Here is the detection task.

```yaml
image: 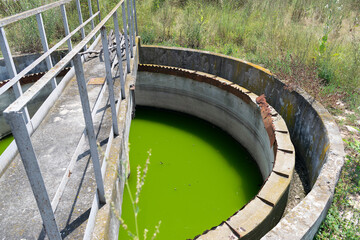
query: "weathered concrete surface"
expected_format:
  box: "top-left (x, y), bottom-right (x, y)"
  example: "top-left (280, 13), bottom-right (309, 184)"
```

top-left (0, 40), bottom-right (135, 239)
top-left (91, 38), bottom-right (139, 240)
top-left (136, 65), bottom-right (275, 179)
top-left (139, 44), bottom-right (345, 239)
top-left (0, 40), bottom-right (343, 239)
top-left (136, 65), bottom-right (295, 239)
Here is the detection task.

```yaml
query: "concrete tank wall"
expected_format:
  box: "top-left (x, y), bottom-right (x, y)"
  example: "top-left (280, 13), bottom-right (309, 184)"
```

top-left (139, 44), bottom-right (345, 239)
top-left (135, 64), bottom-right (295, 239)
top-left (136, 70), bottom-right (274, 179)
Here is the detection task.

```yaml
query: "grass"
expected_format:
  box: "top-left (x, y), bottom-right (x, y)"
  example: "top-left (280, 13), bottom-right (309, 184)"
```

top-left (0, 0), bottom-right (115, 54)
top-left (1, 0), bottom-right (358, 107)
top-left (0, 0), bottom-right (66, 53)
top-left (315, 139), bottom-right (360, 239)
top-left (135, 0), bottom-right (360, 111)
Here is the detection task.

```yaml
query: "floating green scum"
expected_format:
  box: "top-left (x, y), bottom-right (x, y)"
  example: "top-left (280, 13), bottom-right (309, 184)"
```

top-left (119, 107), bottom-right (262, 240)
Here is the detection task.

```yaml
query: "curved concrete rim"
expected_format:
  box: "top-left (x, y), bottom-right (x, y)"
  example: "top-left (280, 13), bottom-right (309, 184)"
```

top-left (138, 43), bottom-right (345, 239)
top-left (136, 64), bottom-right (295, 239)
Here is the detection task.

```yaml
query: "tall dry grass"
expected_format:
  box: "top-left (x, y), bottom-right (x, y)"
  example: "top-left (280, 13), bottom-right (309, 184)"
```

top-left (0, 0), bottom-right (102, 53)
top-left (1, 0), bottom-right (358, 107)
top-left (136, 0), bottom-right (360, 109)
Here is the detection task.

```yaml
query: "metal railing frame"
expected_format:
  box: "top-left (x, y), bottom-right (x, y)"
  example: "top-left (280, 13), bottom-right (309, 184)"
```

top-left (0, 0), bottom-right (101, 176)
top-left (1, 0), bottom-right (138, 238)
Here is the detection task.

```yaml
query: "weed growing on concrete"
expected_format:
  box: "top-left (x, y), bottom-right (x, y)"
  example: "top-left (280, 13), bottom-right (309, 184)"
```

top-left (113, 149), bottom-right (161, 240)
top-left (96, 141), bottom-right (160, 239)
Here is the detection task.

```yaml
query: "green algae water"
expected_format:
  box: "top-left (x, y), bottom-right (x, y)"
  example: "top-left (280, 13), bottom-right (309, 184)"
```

top-left (119, 107), bottom-right (263, 240)
top-left (0, 135), bottom-right (13, 155)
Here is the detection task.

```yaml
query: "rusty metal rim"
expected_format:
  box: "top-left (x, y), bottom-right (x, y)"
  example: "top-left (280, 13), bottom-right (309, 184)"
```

top-left (0, 67), bottom-right (70, 88)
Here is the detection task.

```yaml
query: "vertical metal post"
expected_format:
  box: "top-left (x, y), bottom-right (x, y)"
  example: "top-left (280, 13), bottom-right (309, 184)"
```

top-left (73, 54), bottom-right (105, 204)
top-left (130, 0), bottom-right (136, 45)
top-left (133, 0), bottom-right (138, 36)
top-left (100, 26), bottom-right (119, 135)
top-left (60, 4), bottom-right (73, 52)
top-left (0, 27), bottom-right (30, 124)
top-left (36, 13), bottom-right (57, 89)
top-left (96, 0), bottom-right (101, 22)
top-left (3, 111), bottom-right (61, 240)
top-left (113, 11), bottom-right (126, 99)
top-left (126, 0), bottom-right (133, 58)
top-left (60, 4), bottom-right (73, 67)
top-left (87, 0), bottom-right (96, 42)
top-left (122, 3), bottom-right (131, 73)
top-left (76, 0), bottom-right (87, 51)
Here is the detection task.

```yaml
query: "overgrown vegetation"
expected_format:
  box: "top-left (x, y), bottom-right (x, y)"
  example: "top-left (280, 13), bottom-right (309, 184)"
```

top-left (2, 0), bottom-right (359, 108)
top-left (134, 0), bottom-right (360, 110)
top-left (0, 0), bottom-right (109, 53)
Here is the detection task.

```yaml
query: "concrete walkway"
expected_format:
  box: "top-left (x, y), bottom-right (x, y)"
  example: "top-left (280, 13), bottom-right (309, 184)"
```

top-left (0, 44), bottom-right (119, 239)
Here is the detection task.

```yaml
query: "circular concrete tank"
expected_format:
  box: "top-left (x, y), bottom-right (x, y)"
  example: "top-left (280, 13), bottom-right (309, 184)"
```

top-left (138, 44), bottom-right (345, 239)
top-left (136, 64), bottom-right (295, 239)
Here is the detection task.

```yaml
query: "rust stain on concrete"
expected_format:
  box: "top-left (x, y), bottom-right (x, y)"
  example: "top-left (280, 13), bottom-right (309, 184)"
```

top-left (256, 94), bottom-right (276, 148)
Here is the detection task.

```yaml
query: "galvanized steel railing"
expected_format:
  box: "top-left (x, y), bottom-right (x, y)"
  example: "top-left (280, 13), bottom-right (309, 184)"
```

top-left (1, 0), bottom-right (138, 238)
top-left (0, 0), bottom-right (101, 176)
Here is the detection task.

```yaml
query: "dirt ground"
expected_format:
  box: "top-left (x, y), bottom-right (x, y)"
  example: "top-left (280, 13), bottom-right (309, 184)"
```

top-left (284, 101), bottom-right (360, 218)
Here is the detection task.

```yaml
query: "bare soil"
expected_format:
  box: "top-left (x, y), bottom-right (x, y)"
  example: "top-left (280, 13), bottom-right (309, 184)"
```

top-left (284, 103), bottom-right (360, 218)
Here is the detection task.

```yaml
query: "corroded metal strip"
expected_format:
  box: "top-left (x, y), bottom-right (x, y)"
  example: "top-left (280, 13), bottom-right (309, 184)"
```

top-left (0, 68), bottom-right (70, 88)
top-left (256, 94), bottom-right (276, 148)
top-left (138, 63), bottom-right (276, 149)
top-left (138, 63), bottom-right (252, 104)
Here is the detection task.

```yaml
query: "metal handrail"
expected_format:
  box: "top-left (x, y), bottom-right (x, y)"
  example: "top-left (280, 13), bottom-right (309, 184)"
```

top-left (0, 11), bottom-right (99, 96)
top-left (0, 0), bottom-right (101, 175)
top-left (5, 0), bottom-right (127, 113)
top-left (0, 0), bottom-right (73, 27)
top-left (2, 0), bottom-right (138, 238)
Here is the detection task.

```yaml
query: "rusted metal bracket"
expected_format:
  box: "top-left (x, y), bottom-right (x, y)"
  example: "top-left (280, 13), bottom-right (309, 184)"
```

top-left (79, 29), bottom-right (128, 64)
top-left (130, 84), bottom-right (136, 119)
top-left (256, 94), bottom-right (276, 148)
